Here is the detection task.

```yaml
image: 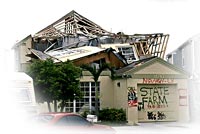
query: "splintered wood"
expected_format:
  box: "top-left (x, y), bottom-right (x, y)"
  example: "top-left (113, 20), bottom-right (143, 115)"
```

top-left (130, 34), bottom-right (169, 59)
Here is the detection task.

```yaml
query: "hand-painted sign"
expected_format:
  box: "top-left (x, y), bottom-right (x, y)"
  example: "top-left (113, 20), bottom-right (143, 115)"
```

top-left (139, 86), bottom-right (169, 109)
top-left (147, 111), bottom-right (166, 120)
top-left (138, 84), bottom-right (178, 122)
top-left (128, 87), bottom-right (137, 107)
top-left (143, 78), bottom-right (174, 84)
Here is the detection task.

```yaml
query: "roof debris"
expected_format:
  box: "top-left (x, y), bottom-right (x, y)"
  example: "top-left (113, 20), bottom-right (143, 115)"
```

top-left (15, 10), bottom-right (170, 70)
top-left (34, 10), bottom-right (113, 38)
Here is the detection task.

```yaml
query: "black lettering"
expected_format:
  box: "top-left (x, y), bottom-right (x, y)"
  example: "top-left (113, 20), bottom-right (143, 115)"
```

top-left (142, 97), bottom-right (148, 107)
top-left (164, 87), bottom-right (169, 95)
top-left (159, 95), bottom-right (168, 105)
top-left (157, 87), bottom-right (163, 95)
top-left (149, 87), bottom-right (153, 95)
top-left (153, 96), bottom-right (159, 105)
top-left (148, 97), bottom-right (153, 106)
top-left (153, 87), bottom-right (159, 96)
top-left (140, 87), bottom-right (148, 96)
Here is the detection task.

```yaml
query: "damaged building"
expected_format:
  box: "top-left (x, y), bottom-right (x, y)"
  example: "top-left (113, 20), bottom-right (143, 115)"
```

top-left (13, 10), bottom-right (169, 71)
top-left (13, 10), bottom-right (189, 124)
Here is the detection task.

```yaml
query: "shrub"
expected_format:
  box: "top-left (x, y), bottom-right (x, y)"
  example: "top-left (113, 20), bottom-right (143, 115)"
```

top-left (99, 108), bottom-right (126, 122)
top-left (79, 104), bottom-right (95, 118)
top-left (80, 110), bottom-right (90, 118)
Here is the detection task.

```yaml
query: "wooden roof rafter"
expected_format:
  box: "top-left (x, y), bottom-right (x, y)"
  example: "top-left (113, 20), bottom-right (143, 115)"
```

top-left (130, 33), bottom-right (169, 59)
top-left (34, 10), bottom-right (113, 39)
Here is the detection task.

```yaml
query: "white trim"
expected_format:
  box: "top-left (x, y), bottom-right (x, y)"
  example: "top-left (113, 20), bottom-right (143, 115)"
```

top-left (73, 98), bottom-right (76, 113)
top-left (89, 82), bottom-right (92, 113)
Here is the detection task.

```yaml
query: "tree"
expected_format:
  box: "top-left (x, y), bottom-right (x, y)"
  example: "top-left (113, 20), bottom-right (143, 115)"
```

top-left (27, 59), bottom-right (82, 112)
top-left (28, 59), bottom-right (57, 112)
top-left (81, 63), bottom-right (112, 116)
top-left (56, 61), bottom-right (82, 112)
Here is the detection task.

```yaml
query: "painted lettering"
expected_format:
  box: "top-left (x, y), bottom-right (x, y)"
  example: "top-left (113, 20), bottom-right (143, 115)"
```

top-left (142, 97), bottom-right (148, 104)
top-left (143, 78), bottom-right (174, 84)
top-left (159, 95), bottom-right (167, 105)
top-left (147, 111), bottom-right (166, 120)
top-left (140, 86), bottom-right (169, 109)
top-left (164, 87), bottom-right (169, 95)
top-left (140, 87), bottom-right (148, 96)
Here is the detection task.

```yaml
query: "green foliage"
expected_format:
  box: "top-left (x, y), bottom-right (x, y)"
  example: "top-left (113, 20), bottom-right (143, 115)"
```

top-left (81, 63), bottom-right (112, 82)
top-left (27, 59), bottom-right (82, 111)
top-left (80, 63), bottom-right (113, 116)
top-left (79, 104), bottom-right (95, 118)
top-left (27, 59), bottom-right (57, 103)
top-left (56, 61), bottom-right (82, 101)
top-left (80, 110), bottom-right (90, 118)
top-left (99, 108), bottom-right (126, 122)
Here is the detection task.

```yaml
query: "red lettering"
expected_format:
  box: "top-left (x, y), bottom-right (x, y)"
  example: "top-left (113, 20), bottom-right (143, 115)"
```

top-left (143, 78), bottom-right (148, 83)
top-left (143, 78), bottom-right (174, 84)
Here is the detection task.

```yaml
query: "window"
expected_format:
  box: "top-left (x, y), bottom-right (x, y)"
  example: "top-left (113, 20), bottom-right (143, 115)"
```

top-left (64, 82), bottom-right (100, 112)
top-left (118, 47), bottom-right (136, 63)
top-left (118, 47), bottom-right (134, 55)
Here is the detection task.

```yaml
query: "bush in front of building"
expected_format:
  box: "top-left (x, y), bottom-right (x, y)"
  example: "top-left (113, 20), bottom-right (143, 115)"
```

top-left (99, 108), bottom-right (126, 122)
top-left (79, 104), bottom-right (96, 118)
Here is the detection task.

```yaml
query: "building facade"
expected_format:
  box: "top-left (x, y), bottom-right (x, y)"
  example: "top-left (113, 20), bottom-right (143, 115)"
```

top-left (37, 57), bottom-right (190, 124)
top-left (12, 35), bottom-right (32, 72)
top-left (115, 57), bottom-right (189, 124)
top-left (166, 34), bottom-right (200, 122)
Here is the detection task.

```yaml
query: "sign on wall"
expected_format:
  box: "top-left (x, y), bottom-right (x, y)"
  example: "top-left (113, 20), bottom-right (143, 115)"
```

top-left (128, 87), bottom-right (138, 107)
top-left (137, 84), bottom-right (178, 122)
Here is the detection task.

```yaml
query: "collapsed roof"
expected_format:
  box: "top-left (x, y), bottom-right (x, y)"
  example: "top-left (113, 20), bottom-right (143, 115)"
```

top-left (21, 10), bottom-right (170, 69)
top-left (28, 46), bottom-right (126, 68)
top-left (34, 10), bottom-right (114, 39)
top-left (130, 33), bottom-right (169, 59)
top-left (46, 46), bottom-right (105, 62)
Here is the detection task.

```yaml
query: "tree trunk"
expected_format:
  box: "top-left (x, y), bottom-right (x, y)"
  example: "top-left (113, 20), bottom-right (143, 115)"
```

top-left (95, 81), bottom-right (99, 116)
top-left (60, 100), bottom-right (65, 112)
top-left (47, 101), bottom-right (52, 112)
top-left (54, 100), bottom-right (57, 112)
